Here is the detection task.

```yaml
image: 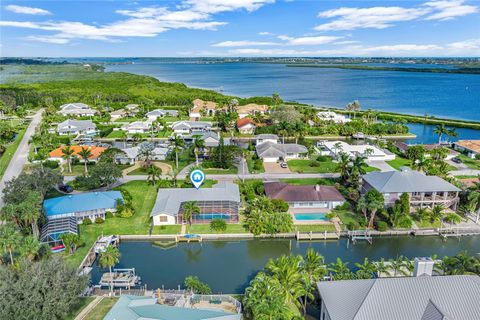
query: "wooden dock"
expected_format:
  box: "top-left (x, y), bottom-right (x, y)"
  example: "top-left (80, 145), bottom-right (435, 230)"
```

top-left (175, 235), bottom-right (202, 243)
top-left (100, 268), bottom-right (141, 289)
top-left (348, 230), bottom-right (372, 244)
top-left (296, 231), bottom-right (339, 241)
top-left (439, 227), bottom-right (480, 239)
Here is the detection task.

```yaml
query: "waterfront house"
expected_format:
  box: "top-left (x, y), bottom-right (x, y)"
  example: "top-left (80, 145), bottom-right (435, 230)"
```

top-left (43, 191), bottom-right (123, 224)
top-left (150, 182), bottom-right (240, 225)
top-left (454, 139), bottom-right (480, 158)
top-left (115, 146), bottom-right (169, 165)
top-left (361, 168), bottom-right (460, 210)
top-left (316, 111), bottom-right (350, 123)
top-left (121, 120), bottom-right (153, 134)
top-left (146, 109), bottom-right (179, 120)
top-left (57, 119), bottom-right (96, 136)
top-left (235, 103), bottom-right (269, 119)
top-left (317, 275), bottom-right (480, 320)
top-left (256, 140), bottom-right (308, 163)
top-left (48, 145), bottom-right (106, 163)
top-left (190, 99), bottom-right (221, 119)
top-left (395, 142), bottom-right (459, 160)
top-left (58, 103), bottom-right (97, 117)
top-left (264, 181), bottom-right (345, 211)
top-left (255, 134), bottom-right (279, 145)
top-left (236, 118), bottom-right (257, 134)
top-left (105, 295), bottom-right (241, 320)
top-left (171, 120), bottom-right (213, 136)
top-left (319, 140), bottom-right (395, 161)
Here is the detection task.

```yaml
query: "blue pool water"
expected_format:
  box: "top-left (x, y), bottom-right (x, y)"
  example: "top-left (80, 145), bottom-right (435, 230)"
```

top-left (194, 213), bottom-right (230, 220)
top-left (294, 213), bottom-right (329, 221)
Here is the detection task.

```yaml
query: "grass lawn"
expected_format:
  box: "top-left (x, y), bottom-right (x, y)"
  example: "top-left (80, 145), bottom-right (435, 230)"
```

top-left (386, 157), bottom-right (411, 170)
top-left (0, 127), bottom-right (27, 179)
top-left (294, 224), bottom-right (337, 233)
top-left (63, 181), bottom-right (158, 267)
top-left (457, 154), bottom-right (480, 170)
top-left (65, 297), bottom-right (95, 320)
top-left (84, 298), bottom-right (118, 320)
top-left (151, 225), bottom-right (182, 235)
top-left (280, 178), bottom-right (338, 185)
top-left (61, 163), bottom-right (93, 176)
top-left (364, 165), bottom-right (380, 172)
top-left (287, 158), bottom-right (339, 173)
top-left (186, 223), bottom-right (249, 234)
top-left (415, 219), bottom-right (442, 228)
top-left (201, 166), bottom-right (238, 174)
top-left (336, 210), bottom-right (362, 229)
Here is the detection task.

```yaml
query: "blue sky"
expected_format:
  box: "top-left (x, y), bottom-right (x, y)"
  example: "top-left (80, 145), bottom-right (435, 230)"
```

top-left (1, 0), bottom-right (479, 57)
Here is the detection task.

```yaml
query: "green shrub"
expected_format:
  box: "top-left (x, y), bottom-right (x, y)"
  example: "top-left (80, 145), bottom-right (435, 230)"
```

top-left (271, 199), bottom-right (289, 212)
top-left (105, 211), bottom-right (114, 219)
top-left (475, 154), bottom-right (480, 160)
top-left (377, 221), bottom-right (388, 232)
top-left (346, 221), bottom-right (359, 230)
top-left (309, 161), bottom-right (320, 167)
top-left (43, 160), bottom-right (59, 169)
top-left (398, 215), bottom-right (414, 228)
top-left (335, 202), bottom-right (350, 210)
top-left (316, 155), bottom-right (330, 162)
top-left (95, 217), bottom-right (104, 224)
top-left (82, 218), bottom-right (92, 225)
top-left (210, 219), bottom-right (227, 232)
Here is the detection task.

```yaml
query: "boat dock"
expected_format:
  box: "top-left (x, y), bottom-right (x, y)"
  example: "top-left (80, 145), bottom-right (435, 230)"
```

top-left (439, 227), bottom-right (480, 239)
top-left (348, 230), bottom-right (373, 244)
top-left (175, 234), bottom-right (202, 243)
top-left (296, 231), bottom-right (340, 241)
top-left (100, 268), bottom-right (141, 289)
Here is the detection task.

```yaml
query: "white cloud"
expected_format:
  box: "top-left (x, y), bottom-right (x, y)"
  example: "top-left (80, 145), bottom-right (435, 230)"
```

top-left (315, 0), bottom-right (478, 31)
top-left (1, 0), bottom-right (274, 44)
top-left (212, 40), bottom-right (280, 47)
top-left (279, 35), bottom-right (342, 45)
top-left (259, 31), bottom-right (274, 36)
top-left (448, 38), bottom-right (480, 49)
top-left (5, 5), bottom-right (51, 15)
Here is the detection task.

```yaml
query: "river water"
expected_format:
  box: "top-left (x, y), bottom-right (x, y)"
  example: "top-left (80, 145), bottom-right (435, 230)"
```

top-left (91, 237), bottom-right (480, 293)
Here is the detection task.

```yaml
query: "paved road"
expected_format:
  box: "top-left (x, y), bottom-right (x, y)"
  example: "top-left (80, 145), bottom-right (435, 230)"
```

top-left (0, 109), bottom-right (43, 207)
top-left (449, 169), bottom-right (480, 177)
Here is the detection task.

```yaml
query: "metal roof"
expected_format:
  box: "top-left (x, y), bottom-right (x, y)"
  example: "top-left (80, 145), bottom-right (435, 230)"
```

top-left (362, 170), bottom-right (460, 193)
top-left (317, 275), bottom-right (480, 320)
top-left (43, 191), bottom-right (123, 216)
top-left (255, 134), bottom-right (278, 140)
top-left (146, 109), bottom-right (178, 117)
top-left (57, 119), bottom-right (96, 132)
top-left (151, 182), bottom-right (240, 217)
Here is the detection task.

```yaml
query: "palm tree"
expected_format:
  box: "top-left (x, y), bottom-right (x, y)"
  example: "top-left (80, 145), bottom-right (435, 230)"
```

top-left (351, 155), bottom-right (367, 176)
top-left (78, 147), bottom-right (92, 175)
top-left (172, 135), bottom-right (185, 168)
top-left (61, 145), bottom-right (74, 173)
top-left (333, 142), bottom-right (343, 158)
top-left (147, 165), bottom-right (162, 186)
top-left (118, 130), bottom-right (128, 148)
top-left (412, 155), bottom-right (429, 173)
top-left (20, 236), bottom-right (41, 261)
top-left (20, 192), bottom-right (42, 239)
top-left (347, 100), bottom-right (360, 119)
top-left (292, 122), bottom-right (306, 144)
top-left (99, 245), bottom-right (120, 294)
top-left (433, 124), bottom-right (449, 144)
top-left (0, 224), bottom-right (21, 265)
top-left (328, 258), bottom-right (354, 280)
top-left (430, 204), bottom-right (445, 223)
top-left (388, 256), bottom-right (409, 277)
top-left (337, 152), bottom-right (350, 181)
top-left (356, 196), bottom-right (369, 225)
top-left (193, 135), bottom-right (205, 166)
top-left (132, 133), bottom-right (142, 146)
top-left (277, 121), bottom-right (290, 144)
top-left (182, 201), bottom-right (200, 226)
top-left (467, 191), bottom-right (480, 223)
top-left (355, 258), bottom-right (377, 279)
top-left (374, 258), bottom-right (389, 277)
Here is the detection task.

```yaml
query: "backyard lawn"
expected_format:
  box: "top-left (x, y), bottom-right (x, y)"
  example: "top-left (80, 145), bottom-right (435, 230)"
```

top-left (84, 298), bottom-right (118, 320)
top-left (151, 225), bottom-right (182, 234)
top-left (386, 157), bottom-right (411, 170)
top-left (415, 219), bottom-right (442, 228)
top-left (336, 210), bottom-right (362, 230)
top-left (294, 224), bottom-right (337, 233)
top-left (287, 158), bottom-right (339, 173)
top-left (65, 297), bottom-right (95, 320)
top-left (186, 223), bottom-right (249, 234)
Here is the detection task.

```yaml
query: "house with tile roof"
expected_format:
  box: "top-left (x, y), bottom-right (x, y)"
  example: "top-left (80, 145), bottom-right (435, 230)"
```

top-left (48, 145), bottom-right (107, 163)
top-left (236, 118), bottom-right (256, 134)
top-left (454, 139), bottom-right (480, 158)
top-left (190, 99), bottom-right (221, 119)
top-left (235, 103), bottom-right (269, 119)
top-left (317, 275), bottom-right (480, 320)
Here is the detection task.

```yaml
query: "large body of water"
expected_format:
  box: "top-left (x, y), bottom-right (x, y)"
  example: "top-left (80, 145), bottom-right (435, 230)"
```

top-left (105, 61), bottom-right (480, 121)
top-left (91, 237), bottom-right (480, 294)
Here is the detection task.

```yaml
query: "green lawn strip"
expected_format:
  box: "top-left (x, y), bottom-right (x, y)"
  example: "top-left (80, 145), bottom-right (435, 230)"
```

top-left (279, 178), bottom-right (338, 185)
top-left (202, 166), bottom-right (238, 174)
top-left (287, 158), bottom-right (339, 173)
top-left (386, 157), bottom-right (411, 170)
top-left (151, 225), bottom-right (182, 235)
top-left (186, 223), bottom-right (249, 234)
top-left (84, 298), bottom-right (118, 320)
top-left (364, 165), bottom-right (380, 172)
top-left (0, 127), bottom-right (27, 179)
top-left (456, 175), bottom-right (478, 179)
top-left (64, 297), bottom-right (95, 320)
top-left (457, 154), bottom-right (480, 170)
top-left (63, 181), bottom-right (157, 267)
top-left (415, 219), bottom-right (442, 228)
top-left (294, 224), bottom-right (337, 233)
top-left (61, 163), bottom-right (92, 176)
top-left (336, 210), bottom-right (362, 228)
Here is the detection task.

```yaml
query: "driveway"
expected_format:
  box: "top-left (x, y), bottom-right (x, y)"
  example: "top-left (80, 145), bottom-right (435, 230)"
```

top-left (0, 109), bottom-right (44, 207)
top-left (263, 162), bottom-right (291, 174)
top-left (367, 160), bottom-right (396, 172)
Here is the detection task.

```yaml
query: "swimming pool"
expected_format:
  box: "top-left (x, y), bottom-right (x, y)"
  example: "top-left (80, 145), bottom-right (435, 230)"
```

top-left (293, 213), bottom-right (329, 221)
top-left (194, 213), bottom-right (230, 220)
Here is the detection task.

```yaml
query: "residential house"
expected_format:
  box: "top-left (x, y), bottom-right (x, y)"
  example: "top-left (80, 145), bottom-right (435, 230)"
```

top-left (146, 109), bottom-right (179, 120)
top-left (121, 120), bottom-right (153, 134)
top-left (150, 182), bottom-right (240, 225)
top-left (255, 134), bottom-right (279, 145)
top-left (109, 109), bottom-right (127, 121)
top-left (235, 103), bottom-right (268, 119)
top-left (317, 275), bottom-right (480, 320)
top-left (43, 191), bottom-right (123, 224)
top-left (58, 103), bottom-right (97, 117)
top-left (236, 118), bottom-right (256, 134)
top-left (264, 181), bottom-right (345, 211)
top-left (361, 168), bottom-right (461, 210)
top-left (454, 140), bottom-right (480, 158)
top-left (171, 120), bottom-right (212, 136)
top-left (190, 99), bottom-right (220, 119)
top-left (319, 141), bottom-right (395, 161)
top-left (48, 145), bottom-right (106, 163)
top-left (104, 295), bottom-right (241, 320)
top-left (57, 119), bottom-right (96, 136)
top-left (256, 139), bottom-right (308, 163)
top-left (395, 142), bottom-right (459, 160)
top-left (317, 111), bottom-right (350, 123)
top-left (115, 146), bottom-right (169, 165)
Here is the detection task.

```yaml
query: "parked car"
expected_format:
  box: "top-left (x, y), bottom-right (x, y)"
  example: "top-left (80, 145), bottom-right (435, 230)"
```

top-left (452, 157), bottom-right (462, 164)
top-left (280, 162), bottom-right (288, 168)
top-left (59, 184), bottom-right (73, 193)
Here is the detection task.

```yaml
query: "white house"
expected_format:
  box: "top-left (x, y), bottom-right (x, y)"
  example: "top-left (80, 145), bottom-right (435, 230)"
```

top-left (235, 103), bottom-right (269, 119)
top-left (255, 134), bottom-right (279, 146)
top-left (171, 121), bottom-right (212, 136)
top-left (121, 120), bottom-right (153, 134)
top-left (317, 111), bottom-right (350, 124)
top-left (115, 146), bottom-right (169, 165)
top-left (319, 141), bottom-right (395, 161)
top-left (58, 103), bottom-right (97, 117)
top-left (57, 119), bottom-right (96, 136)
top-left (146, 109), bottom-right (179, 120)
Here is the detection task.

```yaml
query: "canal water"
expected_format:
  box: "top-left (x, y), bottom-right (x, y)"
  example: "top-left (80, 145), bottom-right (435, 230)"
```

top-left (91, 236), bottom-right (480, 294)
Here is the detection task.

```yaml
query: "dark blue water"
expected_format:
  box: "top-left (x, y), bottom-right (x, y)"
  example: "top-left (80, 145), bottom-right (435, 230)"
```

top-left (406, 123), bottom-right (480, 144)
top-left (105, 61), bottom-right (480, 121)
top-left (91, 237), bottom-right (480, 293)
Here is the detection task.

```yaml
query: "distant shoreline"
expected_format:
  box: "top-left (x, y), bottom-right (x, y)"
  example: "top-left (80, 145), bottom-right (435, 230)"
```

top-left (286, 64), bottom-right (480, 74)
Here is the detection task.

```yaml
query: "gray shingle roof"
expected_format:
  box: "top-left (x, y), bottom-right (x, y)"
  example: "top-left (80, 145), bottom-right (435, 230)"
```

top-left (255, 134), bottom-right (278, 140)
top-left (256, 141), bottom-right (307, 159)
top-left (151, 182), bottom-right (240, 217)
top-left (57, 119), bottom-right (96, 132)
top-left (317, 275), bottom-right (480, 320)
top-left (264, 182), bottom-right (345, 202)
top-left (146, 109), bottom-right (178, 117)
top-left (362, 170), bottom-right (460, 193)
top-left (171, 121), bottom-right (212, 130)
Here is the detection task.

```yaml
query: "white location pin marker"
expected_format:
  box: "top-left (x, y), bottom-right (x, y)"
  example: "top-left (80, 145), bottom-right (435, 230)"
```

top-left (190, 169), bottom-right (205, 189)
